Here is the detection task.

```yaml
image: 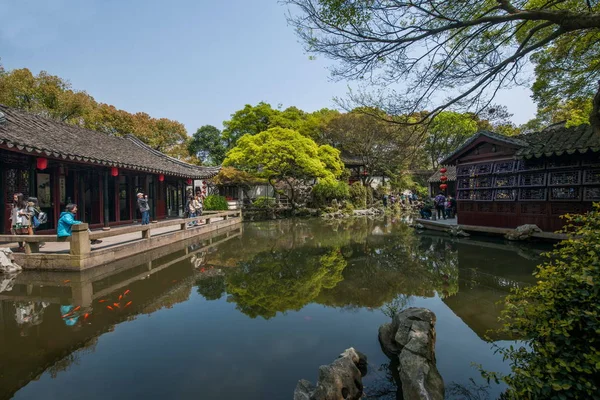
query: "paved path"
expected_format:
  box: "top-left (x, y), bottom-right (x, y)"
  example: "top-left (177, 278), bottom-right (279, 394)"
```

top-left (422, 217), bottom-right (458, 226)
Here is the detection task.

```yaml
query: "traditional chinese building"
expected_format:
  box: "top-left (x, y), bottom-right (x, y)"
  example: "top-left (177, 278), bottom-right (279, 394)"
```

top-left (0, 105), bottom-right (219, 234)
top-left (441, 124), bottom-right (600, 232)
top-left (427, 165), bottom-right (456, 197)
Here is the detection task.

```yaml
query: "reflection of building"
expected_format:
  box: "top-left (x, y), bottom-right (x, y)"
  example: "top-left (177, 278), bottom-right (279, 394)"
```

top-left (0, 106), bottom-right (219, 234)
top-left (441, 125), bottom-right (600, 231)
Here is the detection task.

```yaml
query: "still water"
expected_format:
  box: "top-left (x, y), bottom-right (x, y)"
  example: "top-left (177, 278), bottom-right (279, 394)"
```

top-left (0, 218), bottom-right (544, 400)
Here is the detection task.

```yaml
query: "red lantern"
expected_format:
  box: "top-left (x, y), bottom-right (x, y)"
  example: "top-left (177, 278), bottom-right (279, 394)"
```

top-left (440, 167), bottom-right (447, 174)
top-left (440, 183), bottom-right (448, 190)
top-left (158, 174), bottom-right (165, 182)
top-left (36, 157), bottom-right (48, 170)
top-left (440, 175), bottom-right (448, 182)
top-left (186, 178), bottom-right (193, 185)
top-left (111, 167), bottom-right (119, 177)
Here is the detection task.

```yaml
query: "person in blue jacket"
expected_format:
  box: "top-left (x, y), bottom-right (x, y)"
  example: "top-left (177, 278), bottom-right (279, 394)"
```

top-left (57, 204), bottom-right (102, 244)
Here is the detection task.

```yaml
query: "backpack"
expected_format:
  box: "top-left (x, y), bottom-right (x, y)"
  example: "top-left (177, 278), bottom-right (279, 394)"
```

top-left (37, 211), bottom-right (48, 224)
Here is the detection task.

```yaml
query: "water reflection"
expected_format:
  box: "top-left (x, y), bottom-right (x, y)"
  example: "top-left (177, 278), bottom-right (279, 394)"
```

top-left (0, 218), bottom-right (544, 400)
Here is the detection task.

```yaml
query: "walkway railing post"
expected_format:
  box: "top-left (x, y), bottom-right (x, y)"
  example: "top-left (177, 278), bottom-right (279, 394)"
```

top-left (142, 226), bottom-right (150, 239)
top-left (71, 223), bottom-right (91, 256)
top-left (24, 240), bottom-right (39, 254)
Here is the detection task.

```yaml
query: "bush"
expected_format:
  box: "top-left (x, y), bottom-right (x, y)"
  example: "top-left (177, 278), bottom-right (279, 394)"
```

top-left (349, 182), bottom-right (367, 209)
top-left (342, 201), bottom-right (354, 215)
top-left (366, 186), bottom-right (374, 207)
top-left (253, 196), bottom-right (277, 208)
top-left (483, 205), bottom-right (600, 399)
top-left (313, 178), bottom-right (350, 206)
top-left (204, 195), bottom-right (229, 211)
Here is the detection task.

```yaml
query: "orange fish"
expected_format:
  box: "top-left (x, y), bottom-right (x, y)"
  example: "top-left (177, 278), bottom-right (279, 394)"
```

top-left (113, 303), bottom-right (120, 308)
top-left (106, 306), bottom-right (114, 311)
top-left (62, 312), bottom-right (73, 318)
top-left (84, 313), bottom-right (90, 320)
top-left (118, 295), bottom-right (123, 301)
top-left (99, 299), bottom-right (108, 303)
top-left (124, 290), bottom-right (131, 295)
top-left (63, 279), bottom-right (71, 283)
top-left (172, 280), bottom-right (177, 283)
top-left (73, 306), bottom-right (81, 312)
top-left (200, 268), bottom-right (205, 272)
top-left (124, 301), bottom-right (133, 308)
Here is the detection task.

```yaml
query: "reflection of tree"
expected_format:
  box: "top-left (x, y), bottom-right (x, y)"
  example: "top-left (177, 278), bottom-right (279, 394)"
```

top-left (225, 248), bottom-right (347, 319)
top-left (196, 273), bottom-right (226, 301)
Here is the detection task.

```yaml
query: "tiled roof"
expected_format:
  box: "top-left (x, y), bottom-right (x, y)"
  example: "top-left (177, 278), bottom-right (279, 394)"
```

top-left (441, 130), bottom-right (528, 165)
top-left (0, 105), bottom-right (219, 179)
top-left (516, 124), bottom-right (600, 158)
top-left (427, 165), bottom-right (456, 182)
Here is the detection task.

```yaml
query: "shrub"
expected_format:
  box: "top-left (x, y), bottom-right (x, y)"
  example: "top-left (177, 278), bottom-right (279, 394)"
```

top-left (349, 182), bottom-right (367, 209)
top-left (204, 195), bottom-right (229, 211)
top-left (483, 205), bottom-right (600, 399)
top-left (365, 186), bottom-right (374, 207)
top-left (342, 201), bottom-right (354, 215)
top-left (313, 178), bottom-right (350, 206)
top-left (253, 196), bottom-right (277, 208)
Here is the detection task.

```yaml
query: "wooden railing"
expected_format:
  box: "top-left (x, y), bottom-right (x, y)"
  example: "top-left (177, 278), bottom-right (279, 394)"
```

top-left (0, 210), bottom-right (242, 256)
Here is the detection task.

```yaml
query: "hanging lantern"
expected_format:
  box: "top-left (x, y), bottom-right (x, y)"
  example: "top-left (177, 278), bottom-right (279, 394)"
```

top-left (158, 174), bottom-right (165, 182)
top-left (439, 167), bottom-right (447, 174)
top-left (362, 170), bottom-right (368, 176)
top-left (440, 183), bottom-right (448, 190)
top-left (186, 178), bottom-right (193, 185)
top-left (36, 157), bottom-right (48, 170)
top-left (440, 175), bottom-right (448, 182)
top-left (111, 167), bottom-right (119, 177)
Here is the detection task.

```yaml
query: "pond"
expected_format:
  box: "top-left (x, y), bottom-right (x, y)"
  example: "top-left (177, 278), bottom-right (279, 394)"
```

top-left (0, 217), bottom-right (545, 400)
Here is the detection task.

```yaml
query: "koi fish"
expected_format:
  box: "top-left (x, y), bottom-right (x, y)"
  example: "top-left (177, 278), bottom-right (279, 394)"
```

top-left (99, 299), bottom-right (108, 303)
top-left (124, 290), bottom-right (131, 295)
top-left (73, 306), bottom-right (81, 312)
top-left (172, 280), bottom-right (177, 283)
top-left (124, 301), bottom-right (133, 308)
top-left (200, 268), bottom-right (205, 272)
top-left (113, 303), bottom-right (120, 308)
top-left (106, 306), bottom-right (114, 311)
top-left (62, 312), bottom-right (73, 318)
top-left (63, 279), bottom-right (71, 283)
top-left (118, 295), bottom-right (123, 301)
top-left (84, 313), bottom-right (90, 320)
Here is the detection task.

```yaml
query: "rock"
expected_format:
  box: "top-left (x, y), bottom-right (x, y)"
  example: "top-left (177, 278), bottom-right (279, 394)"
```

top-left (378, 307), bottom-right (444, 400)
top-left (447, 226), bottom-right (470, 237)
top-left (0, 248), bottom-right (22, 274)
top-left (415, 223), bottom-right (425, 230)
top-left (293, 347), bottom-right (367, 400)
top-left (505, 224), bottom-right (541, 241)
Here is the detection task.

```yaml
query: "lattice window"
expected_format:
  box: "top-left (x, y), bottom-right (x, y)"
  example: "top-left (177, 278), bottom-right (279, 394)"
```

top-left (478, 203), bottom-right (493, 212)
top-left (520, 188), bottom-right (547, 201)
top-left (475, 176), bottom-right (494, 188)
top-left (582, 157), bottom-right (600, 167)
top-left (547, 158), bottom-right (580, 169)
top-left (493, 161), bottom-right (516, 174)
top-left (456, 165), bottom-right (475, 176)
top-left (519, 172), bottom-right (546, 187)
top-left (457, 190), bottom-right (473, 200)
top-left (549, 171), bottom-right (580, 186)
top-left (551, 203), bottom-right (586, 216)
top-left (459, 202), bottom-right (475, 212)
top-left (497, 203), bottom-right (517, 213)
top-left (473, 189), bottom-right (494, 201)
top-left (583, 187), bottom-right (600, 201)
top-left (517, 159), bottom-right (545, 171)
top-left (521, 203), bottom-right (547, 215)
top-left (474, 163), bottom-right (493, 175)
top-left (494, 175), bottom-right (517, 187)
top-left (583, 169), bottom-right (600, 185)
top-left (550, 187), bottom-right (581, 201)
top-left (495, 189), bottom-right (518, 201)
top-left (457, 177), bottom-right (473, 190)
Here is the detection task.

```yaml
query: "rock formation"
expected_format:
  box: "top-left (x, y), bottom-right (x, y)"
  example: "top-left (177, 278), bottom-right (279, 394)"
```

top-left (378, 307), bottom-right (444, 400)
top-left (294, 347), bottom-right (368, 400)
top-left (504, 224), bottom-right (541, 241)
top-left (0, 248), bottom-right (22, 274)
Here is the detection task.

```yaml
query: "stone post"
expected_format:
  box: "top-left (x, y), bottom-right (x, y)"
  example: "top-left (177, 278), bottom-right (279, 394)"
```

top-left (142, 226), bottom-right (150, 239)
top-left (70, 223), bottom-right (91, 257)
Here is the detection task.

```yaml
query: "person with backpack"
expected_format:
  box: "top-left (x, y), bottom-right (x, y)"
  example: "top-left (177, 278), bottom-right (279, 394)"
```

top-left (9, 193), bottom-right (31, 251)
top-left (434, 192), bottom-right (446, 220)
top-left (137, 193), bottom-right (150, 225)
top-left (27, 197), bottom-right (47, 247)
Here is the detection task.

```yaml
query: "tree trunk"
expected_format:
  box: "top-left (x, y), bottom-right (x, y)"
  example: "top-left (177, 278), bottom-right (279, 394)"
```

top-left (592, 81), bottom-right (600, 136)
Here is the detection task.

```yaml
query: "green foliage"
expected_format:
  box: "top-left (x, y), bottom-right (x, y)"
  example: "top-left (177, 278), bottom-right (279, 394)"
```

top-left (349, 182), bottom-right (367, 209)
top-left (523, 98), bottom-right (594, 132)
top-left (484, 205), bottom-right (600, 399)
top-left (342, 200), bottom-right (355, 215)
top-left (312, 178), bottom-right (350, 206)
top-left (253, 197), bottom-right (277, 208)
top-left (203, 195), bottom-right (229, 211)
top-left (425, 111), bottom-right (478, 168)
top-left (188, 125), bottom-right (227, 166)
top-left (365, 185), bottom-right (373, 207)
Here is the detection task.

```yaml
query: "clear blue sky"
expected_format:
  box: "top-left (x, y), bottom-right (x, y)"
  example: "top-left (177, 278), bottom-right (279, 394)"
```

top-left (0, 0), bottom-right (537, 133)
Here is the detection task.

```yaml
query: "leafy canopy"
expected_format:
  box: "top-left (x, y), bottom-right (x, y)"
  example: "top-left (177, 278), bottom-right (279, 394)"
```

top-left (188, 125), bottom-right (227, 166)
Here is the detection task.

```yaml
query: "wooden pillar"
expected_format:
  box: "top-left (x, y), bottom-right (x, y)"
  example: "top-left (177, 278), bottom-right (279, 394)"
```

top-left (103, 170), bottom-right (110, 229)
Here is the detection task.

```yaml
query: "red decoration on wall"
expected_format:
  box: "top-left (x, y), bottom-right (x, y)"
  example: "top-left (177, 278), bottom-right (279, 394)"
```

top-left (440, 183), bottom-right (448, 190)
top-left (439, 167), bottom-right (447, 174)
top-left (440, 175), bottom-right (448, 182)
top-left (186, 178), bottom-right (193, 185)
top-left (158, 174), bottom-right (165, 182)
top-left (111, 167), bottom-right (119, 177)
top-left (36, 157), bottom-right (48, 170)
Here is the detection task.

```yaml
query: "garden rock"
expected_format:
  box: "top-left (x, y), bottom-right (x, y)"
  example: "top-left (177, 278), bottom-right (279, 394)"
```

top-left (505, 224), bottom-right (541, 241)
top-left (0, 248), bottom-right (22, 274)
top-left (378, 307), bottom-right (444, 400)
top-left (293, 347), bottom-right (367, 400)
top-left (447, 226), bottom-right (470, 237)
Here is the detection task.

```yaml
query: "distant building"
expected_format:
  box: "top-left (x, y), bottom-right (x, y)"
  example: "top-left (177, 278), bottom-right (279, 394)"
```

top-left (427, 165), bottom-right (456, 197)
top-left (0, 105), bottom-right (219, 233)
top-left (441, 125), bottom-right (600, 231)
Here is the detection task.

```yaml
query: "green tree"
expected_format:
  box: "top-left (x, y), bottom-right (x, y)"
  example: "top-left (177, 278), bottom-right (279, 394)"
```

top-left (522, 97), bottom-right (594, 132)
top-left (223, 127), bottom-right (344, 207)
top-left (424, 111), bottom-right (478, 168)
top-left (222, 102), bottom-right (276, 148)
top-left (188, 125), bottom-right (227, 165)
top-left (483, 206), bottom-right (600, 399)
top-left (286, 0), bottom-right (600, 132)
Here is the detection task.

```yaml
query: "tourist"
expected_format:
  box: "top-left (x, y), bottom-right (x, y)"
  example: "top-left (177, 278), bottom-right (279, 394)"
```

top-left (445, 196), bottom-right (453, 219)
top-left (137, 193), bottom-right (150, 225)
top-left (193, 195), bottom-right (203, 217)
top-left (186, 196), bottom-right (197, 226)
top-left (27, 197), bottom-right (46, 248)
top-left (450, 195), bottom-right (457, 218)
top-left (419, 201), bottom-right (432, 219)
top-left (10, 193), bottom-right (32, 251)
top-left (382, 193), bottom-right (388, 208)
top-left (57, 204), bottom-right (102, 244)
top-left (434, 192), bottom-right (446, 220)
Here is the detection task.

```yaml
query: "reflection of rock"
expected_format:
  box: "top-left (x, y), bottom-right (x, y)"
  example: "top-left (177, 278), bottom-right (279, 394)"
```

top-left (1, 248), bottom-right (22, 273)
top-left (378, 307), bottom-right (444, 400)
top-left (294, 348), bottom-right (367, 400)
top-left (0, 273), bottom-right (18, 293)
top-left (504, 224), bottom-right (541, 241)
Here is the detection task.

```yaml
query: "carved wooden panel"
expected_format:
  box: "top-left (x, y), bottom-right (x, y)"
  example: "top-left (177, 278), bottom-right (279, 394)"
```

top-left (496, 203), bottom-right (517, 213)
top-left (550, 187), bottom-right (581, 201)
top-left (473, 189), bottom-right (494, 201)
top-left (519, 172), bottom-right (547, 187)
top-left (546, 158), bottom-right (580, 170)
top-left (583, 169), bottom-right (600, 185)
top-left (494, 175), bottom-right (517, 188)
top-left (494, 189), bottom-right (518, 201)
top-left (583, 187), bottom-right (600, 201)
top-left (493, 160), bottom-right (516, 174)
top-left (477, 203), bottom-right (493, 212)
top-left (519, 188), bottom-right (547, 201)
top-left (548, 171), bottom-right (580, 186)
top-left (517, 159), bottom-right (545, 171)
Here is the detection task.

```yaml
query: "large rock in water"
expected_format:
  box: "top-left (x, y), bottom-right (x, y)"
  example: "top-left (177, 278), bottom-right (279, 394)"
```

top-left (378, 307), bottom-right (444, 400)
top-left (294, 348), bottom-right (367, 400)
top-left (0, 248), bottom-right (22, 274)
